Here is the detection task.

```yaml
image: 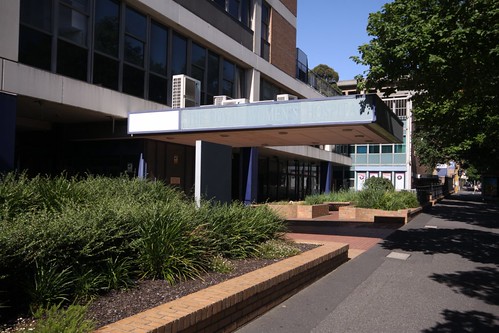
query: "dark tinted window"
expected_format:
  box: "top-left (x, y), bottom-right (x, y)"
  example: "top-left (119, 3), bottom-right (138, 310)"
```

top-left (57, 39), bottom-right (87, 80)
top-left (20, 0), bottom-right (52, 32)
top-left (93, 53), bottom-right (119, 90)
top-left (207, 52), bottom-right (220, 99)
top-left (58, 4), bottom-right (88, 45)
top-left (382, 145), bottom-right (393, 153)
top-left (94, 0), bottom-right (119, 57)
top-left (222, 60), bottom-right (235, 96)
top-left (149, 74), bottom-right (168, 104)
top-left (19, 26), bottom-right (52, 70)
top-left (369, 145), bottom-right (380, 153)
top-left (172, 33), bottom-right (187, 75)
top-left (123, 64), bottom-right (144, 98)
top-left (150, 22), bottom-right (168, 75)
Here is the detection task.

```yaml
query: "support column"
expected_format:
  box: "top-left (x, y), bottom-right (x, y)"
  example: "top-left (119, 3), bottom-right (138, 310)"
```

top-left (0, 92), bottom-right (16, 173)
top-left (195, 140), bottom-right (232, 207)
top-left (240, 147), bottom-right (258, 204)
top-left (320, 161), bottom-right (332, 194)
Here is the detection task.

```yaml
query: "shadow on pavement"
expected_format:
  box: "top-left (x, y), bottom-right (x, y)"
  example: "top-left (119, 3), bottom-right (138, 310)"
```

top-left (426, 193), bottom-right (499, 229)
top-left (422, 310), bottom-right (499, 333)
top-left (430, 267), bottom-right (499, 306)
top-left (382, 228), bottom-right (499, 265)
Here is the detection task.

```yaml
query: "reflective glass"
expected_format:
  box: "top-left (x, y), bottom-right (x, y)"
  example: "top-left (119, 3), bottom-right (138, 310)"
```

top-left (20, 0), bottom-right (52, 32)
top-left (57, 39), bottom-right (87, 80)
top-left (94, 0), bottom-right (119, 57)
top-left (125, 7), bottom-right (146, 40)
top-left (59, 5), bottom-right (87, 45)
top-left (93, 53), bottom-right (119, 90)
top-left (150, 22), bottom-right (168, 75)
top-left (172, 33), bottom-right (187, 75)
top-left (124, 36), bottom-right (144, 66)
top-left (123, 64), bottom-right (144, 98)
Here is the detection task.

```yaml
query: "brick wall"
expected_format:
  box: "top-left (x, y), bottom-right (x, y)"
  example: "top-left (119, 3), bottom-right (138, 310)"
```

top-left (280, 0), bottom-right (297, 16)
top-left (270, 10), bottom-right (296, 78)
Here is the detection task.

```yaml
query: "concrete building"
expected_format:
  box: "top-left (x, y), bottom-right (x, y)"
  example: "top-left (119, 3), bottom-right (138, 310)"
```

top-left (338, 80), bottom-right (416, 190)
top-left (1, 0), bottom-right (402, 202)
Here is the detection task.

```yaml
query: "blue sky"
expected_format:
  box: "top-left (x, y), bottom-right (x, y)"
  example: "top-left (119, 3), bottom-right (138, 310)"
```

top-left (297, 0), bottom-right (389, 81)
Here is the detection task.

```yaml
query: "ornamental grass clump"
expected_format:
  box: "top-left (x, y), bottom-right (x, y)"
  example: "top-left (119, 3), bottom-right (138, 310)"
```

top-left (0, 172), bottom-right (289, 324)
top-left (199, 201), bottom-right (286, 259)
top-left (304, 189), bottom-right (357, 205)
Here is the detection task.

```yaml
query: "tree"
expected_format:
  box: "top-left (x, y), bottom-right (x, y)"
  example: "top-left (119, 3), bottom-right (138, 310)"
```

top-left (352, 0), bottom-right (499, 173)
top-left (312, 64), bottom-right (339, 83)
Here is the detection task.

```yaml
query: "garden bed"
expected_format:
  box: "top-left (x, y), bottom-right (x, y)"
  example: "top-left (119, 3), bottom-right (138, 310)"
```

top-left (266, 202), bottom-right (330, 219)
top-left (338, 205), bottom-right (422, 223)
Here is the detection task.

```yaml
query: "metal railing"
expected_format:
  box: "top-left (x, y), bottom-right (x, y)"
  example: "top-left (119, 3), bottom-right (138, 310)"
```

top-left (307, 71), bottom-right (342, 97)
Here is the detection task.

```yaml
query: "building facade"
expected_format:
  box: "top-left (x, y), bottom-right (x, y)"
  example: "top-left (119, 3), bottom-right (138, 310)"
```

top-left (1, 0), bottom-right (360, 202)
top-left (338, 80), bottom-right (416, 190)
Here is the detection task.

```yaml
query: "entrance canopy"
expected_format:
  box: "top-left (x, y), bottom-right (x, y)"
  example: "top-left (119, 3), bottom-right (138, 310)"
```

top-left (128, 94), bottom-right (403, 147)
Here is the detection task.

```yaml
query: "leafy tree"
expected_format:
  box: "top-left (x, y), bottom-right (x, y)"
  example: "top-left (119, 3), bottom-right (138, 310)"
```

top-left (312, 64), bottom-right (339, 83)
top-left (352, 0), bottom-right (499, 173)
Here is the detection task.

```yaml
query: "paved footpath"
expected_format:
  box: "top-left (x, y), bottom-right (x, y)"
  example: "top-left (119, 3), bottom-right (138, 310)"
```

top-left (237, 192), bottom-right (499, 333)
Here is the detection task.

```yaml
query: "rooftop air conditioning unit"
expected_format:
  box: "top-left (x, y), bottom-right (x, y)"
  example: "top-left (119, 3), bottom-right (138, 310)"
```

top-left (221, 98), bottom-right (248, 106)
top-left (172, 74), bottom-right (201, 108)
top-left (276, 94), bottom-right (298, 101)
top-left (213, 95), bottom-right (232, 106)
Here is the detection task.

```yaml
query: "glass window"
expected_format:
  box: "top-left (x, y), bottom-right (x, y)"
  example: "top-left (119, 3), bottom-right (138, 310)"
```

top-left (19, 26), bottom-right (52, 70)
top-left (357, 145), bottom-right (367, 154)
top-left (222, 59), bottom-right (235, 96)
top-left (228, 0), bottom-right (240, 18)
top-left (369, 144), bottom-right (380, 154)
top-left (261, 2), bottom-right (270, 60)
top-left (58, 3), bottom-right (88, 45)
top-left (123, 64), bottom-right (144, 98)
top-left (260, 78), bottom-right (281, 100)
top-left (240, 0), bottom-right (251, 27)
top-left (349, 145), bottom-right (355, 154)
top-left (150, 21), bottom-right (168, 75)
top-left (213, 0), bottom-right (225, 8)
top-left (207, 51), bottom-right (220, 100)
top-left (124, 35), bottom-right (144, 66)
top-left (94, 0), bottom-right (119, 57)
top-left (172, 33), bottom-right (187, 75)
top-left (93, 53), bottom-right (119, 90)
top-left (381, 145), bottom-right (393, 153)
top-left (191, 43), bottom-right (206, 81)
top-left (20, 0), bottom-right (52, 32)
top-left (394, 144), bottom-right (406, 153)
top-left (57, 39), bottom-right (87, 80)
top-left (125, 7), bottom-right (146, 40)
top-left (149, 74), bottom-right (168, 104)
top-left (124, 7), bottom-right (146, 67)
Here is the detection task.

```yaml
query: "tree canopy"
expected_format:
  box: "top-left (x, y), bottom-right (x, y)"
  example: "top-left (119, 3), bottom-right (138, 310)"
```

top-left (312, 64), bottom-right (339, 83)
top-left (352, 0), bottom-right (499, 173)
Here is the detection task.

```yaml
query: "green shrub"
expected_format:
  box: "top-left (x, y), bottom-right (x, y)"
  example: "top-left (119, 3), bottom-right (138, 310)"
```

top-left (362, 177), bottom-right (395, 192)
top-left (33, 304), bottom-right (95, 333)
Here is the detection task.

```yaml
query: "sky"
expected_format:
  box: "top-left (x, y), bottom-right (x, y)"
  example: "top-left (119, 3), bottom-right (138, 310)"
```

top-left (297, 0), bottom-right (389, 81)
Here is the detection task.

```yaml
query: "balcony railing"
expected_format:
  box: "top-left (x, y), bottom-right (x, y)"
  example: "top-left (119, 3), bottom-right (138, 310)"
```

top-left (307, 71), bottom-right (342, 97)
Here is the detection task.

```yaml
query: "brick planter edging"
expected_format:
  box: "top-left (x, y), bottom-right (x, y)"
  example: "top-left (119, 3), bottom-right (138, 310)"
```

top-left (338, 206), bottom-right (423, 223)
top-left (95, 242), bottom-right (349, 333)
top-left (267, 203), bottom-right (330, 219)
